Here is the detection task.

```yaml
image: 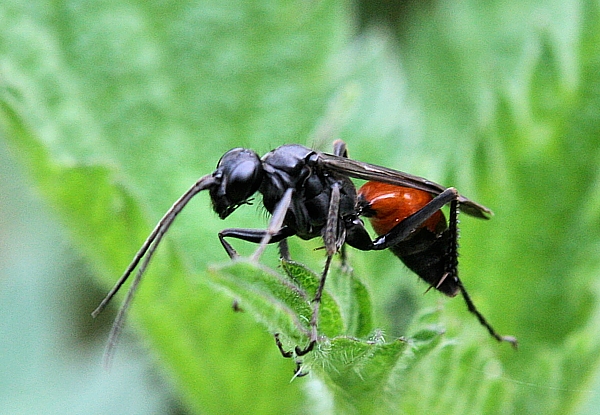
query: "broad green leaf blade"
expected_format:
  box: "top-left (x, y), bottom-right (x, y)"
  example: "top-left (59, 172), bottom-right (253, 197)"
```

top-left (208, 256), bottom-right (445, 414)
top-left (325, 260), bottom-right (374, 338)
top-left (281, 259), bottom-right (345, 337)
top-left (322, 337), bottom-right (409, 411)
top-left (208, 260), bottom-right (315, 341)
top-left (310, 312), bottom-right (444, 414)
top-left (207, 259), bottom-right (354, 347)
top-left (350, 274), bottom-right (374, 338)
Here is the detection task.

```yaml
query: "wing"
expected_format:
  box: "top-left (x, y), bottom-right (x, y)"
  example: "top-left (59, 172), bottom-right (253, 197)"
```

top-left (317, 153), bottom-right (492, 219)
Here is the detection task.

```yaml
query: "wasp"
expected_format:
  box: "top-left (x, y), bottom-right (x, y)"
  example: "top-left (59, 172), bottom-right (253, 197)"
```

top-left (93, 140), bottom-right (517, 366)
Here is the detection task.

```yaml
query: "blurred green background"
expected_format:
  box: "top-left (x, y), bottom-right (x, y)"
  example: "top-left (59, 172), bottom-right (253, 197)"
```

top-left (2, 0), bottom-right (600, 414)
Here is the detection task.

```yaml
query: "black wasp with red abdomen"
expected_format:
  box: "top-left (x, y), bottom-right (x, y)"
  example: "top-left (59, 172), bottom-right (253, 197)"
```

top-left (93, 140), bottom-right (517, 373)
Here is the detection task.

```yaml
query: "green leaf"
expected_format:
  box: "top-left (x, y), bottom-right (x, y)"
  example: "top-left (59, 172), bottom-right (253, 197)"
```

top-left (211, 255), bottom-right (445, 413)
top-left (4, 0), bottom-right (600, 414)
top-left (208, 259), bottom-right (342, 341)
top-left (280, 259), bottom-right (345, 337)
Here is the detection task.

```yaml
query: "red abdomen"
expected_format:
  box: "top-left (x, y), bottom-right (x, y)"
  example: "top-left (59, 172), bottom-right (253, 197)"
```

top-left (357, 182), bottom-right (444, 235)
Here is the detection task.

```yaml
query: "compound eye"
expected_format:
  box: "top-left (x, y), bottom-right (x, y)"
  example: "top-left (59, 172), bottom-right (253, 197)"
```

top-left (225, 160), bottom-right (261, 203)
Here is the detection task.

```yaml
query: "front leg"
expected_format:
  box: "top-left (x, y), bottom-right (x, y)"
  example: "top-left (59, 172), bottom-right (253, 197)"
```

top-left (218, 188), bottom-right (295, 260)
top-left (218, 226), bottom-right (296, 259)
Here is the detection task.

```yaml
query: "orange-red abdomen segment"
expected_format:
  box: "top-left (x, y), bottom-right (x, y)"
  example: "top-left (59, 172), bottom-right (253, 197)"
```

top-left (357, 182), bottom-right (445, 235)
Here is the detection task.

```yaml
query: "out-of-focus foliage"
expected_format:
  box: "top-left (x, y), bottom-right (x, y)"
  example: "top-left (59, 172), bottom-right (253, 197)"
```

top-left (2, 0), bottom-right (600, 414)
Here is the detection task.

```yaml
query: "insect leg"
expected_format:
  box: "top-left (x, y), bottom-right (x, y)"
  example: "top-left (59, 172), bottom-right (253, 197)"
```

top-left (278, 239), bottom-right (291, 261)
top-left (332, 139), bottom-right (348, 157)
top-left (446, 201), bottom-right (518, 348)
top-left (218, 226), bottom-right (295, 259)
top-left (332, 140), bottom-right (352, 272)
top-left (295, 182), bottom-right (341, 356)
top-left (252, 188), bottom-right (294, 260)
top-left (370, 187), bottom-right (459, 251)
top-left (217, 187), bottom-right (295, 259)
top-left (276, 332), bottom-right (308, 375)
top-left (274, 332), bottom-right (293, 358)
top-left (219, 226), bottom-right (296, 338)
top-left (457, 278), bottom-right (518, 347)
